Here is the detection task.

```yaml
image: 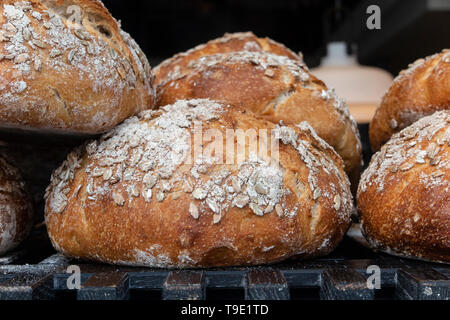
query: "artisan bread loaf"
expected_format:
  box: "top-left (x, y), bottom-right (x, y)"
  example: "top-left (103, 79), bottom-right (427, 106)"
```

top-left (154, 32), bottom-right (303, 93)
top-left (370, 50), bottom-right (450, 151)
top-left (358, 111), bottom-right (450, 264)
top-left (155, 50), bottom-right (362, 189)
top-left (0, 0), bottom-right (154, 135)
top-left (0, 155), bottom-right (34, 256)
top-left (45, 99), bottom-right (353, 268)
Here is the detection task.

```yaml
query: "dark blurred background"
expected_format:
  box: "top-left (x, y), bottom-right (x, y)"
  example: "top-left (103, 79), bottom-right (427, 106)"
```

top-left (102, 0), bottom-right (450, 74)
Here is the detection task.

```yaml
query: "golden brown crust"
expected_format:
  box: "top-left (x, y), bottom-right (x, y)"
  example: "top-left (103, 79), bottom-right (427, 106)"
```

top-left (370, 49), bottom-right (450, 151)
top-left (358, 111), bottom-right (450, 264)
top-left (155, 51), bottom-right (362, 190)
top-left (0, 0), bottom-right (155, 134)
top-left (45, 99), bottom-right (353, 268)
top-left (0, 154), bottom-right (34, 256)
top-left (154, 32), bottom-right (302, 91)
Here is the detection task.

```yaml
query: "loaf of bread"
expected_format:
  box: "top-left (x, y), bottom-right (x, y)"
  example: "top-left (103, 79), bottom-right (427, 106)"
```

top-left (0, 0), bottom-right (154, 135)
top-left (154, 31), bottom-right (303, 94)
top-left (358, 111), bottom-right (450, 264)
top-left (155, 50), bottom-right (362, 190)
top-left (45, 99), bottom-right (353, 268)
top-left (0, 155), bottom-right (34, 256)
top-left (370, 49), bottom-right (450, 151)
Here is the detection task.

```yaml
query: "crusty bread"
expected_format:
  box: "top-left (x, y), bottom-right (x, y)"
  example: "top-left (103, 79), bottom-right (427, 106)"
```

top-left (370, 49), bottom-right (450, 151)
top-left (45, 99), bottom-right (353, 268)
top-left (0, 155), bottom-right (34, 256)
top-left (155, 50), bottom-right (362, 190)
top-left (0, 0), bottom-right (154, 135)
top-left (358, 111), bottom-right (450, 264)
top-left (154, 32), bottom-right (303, 92)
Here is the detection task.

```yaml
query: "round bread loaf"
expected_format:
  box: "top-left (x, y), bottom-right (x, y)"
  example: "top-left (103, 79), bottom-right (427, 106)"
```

top-left (155, 50), bottom-right (362, 190)
top-left (154, 31), bottom-right (303, 92)
top-left (45, 99), bottom-right (353, 268)
top-left (358, 111), bottom-right (450, 264)
top-left (0, 155), bottom-right (34, 256)
top-left (370, 49), bottom-right (450, 151)
top-left (0, 0), bottom-right (154, 135)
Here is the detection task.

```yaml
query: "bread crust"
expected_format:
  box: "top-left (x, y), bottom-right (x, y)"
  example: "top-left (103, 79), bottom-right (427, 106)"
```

top-left (155, 50), bottom-right (362, 190)
top-left (154, 32), bottom-right (303, 91)
top-left (45, 99), bottom-right (353, 268)
top-left (0, 155), bottom-right (34, 256)
top-left (0, 0), bottom-right (154, 134)
top-left (370, 49), bottom-right (450, 151)
top-left (358, 111), bottom-right (450, 264)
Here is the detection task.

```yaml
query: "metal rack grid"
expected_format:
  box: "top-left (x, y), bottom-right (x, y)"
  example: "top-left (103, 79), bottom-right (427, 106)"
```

top-left (1, 232), bottom-right (449, 301)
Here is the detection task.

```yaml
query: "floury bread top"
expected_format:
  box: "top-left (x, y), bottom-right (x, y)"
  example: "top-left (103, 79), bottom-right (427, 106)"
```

top-left (0, 0), bottom-right (154, 134)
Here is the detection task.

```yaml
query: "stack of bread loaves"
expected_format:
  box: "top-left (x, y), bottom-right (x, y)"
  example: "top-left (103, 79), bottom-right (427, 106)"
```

top-left (41, 31), bottom-right (360, 267)
top-left (0, 0), bottom-right (154, 255)
top-left (358, 50), bottom-right (450, 264)
top-left (154, 32), bottom-right (363, 192)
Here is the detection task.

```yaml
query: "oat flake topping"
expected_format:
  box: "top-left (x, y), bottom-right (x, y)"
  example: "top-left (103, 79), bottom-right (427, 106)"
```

top-left (359, 111), bottom-right (450, 195)
top-left (46, 99), bottom-right (352, 224)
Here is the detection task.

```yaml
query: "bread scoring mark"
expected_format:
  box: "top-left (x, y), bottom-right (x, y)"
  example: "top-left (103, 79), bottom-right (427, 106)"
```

top-left (359, 110), bottom-right (450, 195)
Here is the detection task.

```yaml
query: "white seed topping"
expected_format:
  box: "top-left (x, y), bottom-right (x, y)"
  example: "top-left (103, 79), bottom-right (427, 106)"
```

top-left (68, 49), bottom-right (76, 63)
top-left (192, 188), bottom-right (208, 200)
top-left (275, 204), bottom-right (283, 217)
top-left (50, 49), bottom-right (62, 58)
top-left (206, 198), bottom-right (220, 214)
top-left (103, 168), bottom-right (113, 181)
top-left (32, 39), bottom-right (46, 48)
top-left (313, 188), bottom-right (322, 200)
top-left (400, 162), bottom-right (414, 171)
top-left (232, 194), bottom-right (249, 208)
top-left (156, 191), bottom-right (165, 202)
top-left (426, 143), bottom-right (439, 159)
top-left (112, 191), bottom-right (125, 206)
top-left (34, 57), bottom-right (42, 71)
top-left (130, 184), bottom-right (140, 197)
top-left (14, 53), bottom-right (29, 63)
top-left (183, 180), bottom-right (194, 193)
top-left (389, 118), bottom-right (398, 129)
top-left (264, 204), bottom-right (274, 214)
top-left (143, 173), bottom-right (158, 188)
top-left (142, 189), bottom-right (152, 203)
top-left (334, 195), bottom-right (341, 211)
top-left (231, 177), bottom-right (241, 193)
top-left (255, 182), bottom-right (269, 195)
top-left (250, 203), bottom-right (264, 216)
top-left (265, 69), bottom-right (275, 77)
top-left (213, 213), bottom-right (222, 224)
top-left (189, 202), bottom-right (199, 219)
